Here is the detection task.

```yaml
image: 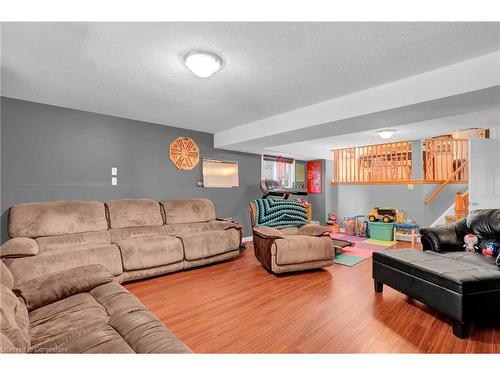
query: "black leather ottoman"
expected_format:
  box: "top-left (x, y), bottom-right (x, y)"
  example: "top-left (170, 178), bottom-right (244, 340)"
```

top-left (372, 249), bottom-right (500, 338)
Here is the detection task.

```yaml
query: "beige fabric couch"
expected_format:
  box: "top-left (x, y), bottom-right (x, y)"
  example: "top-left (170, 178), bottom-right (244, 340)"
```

top-left (252, 225), bottom-right (334, 274)
top-left (4, 201), bottom-right (123, 285)
top-left (161, 199), bottom-right (242, 269)
top-left (1, 198), bottom-right (242, 285)
top-left (0, 261), bottom-right (190, 353)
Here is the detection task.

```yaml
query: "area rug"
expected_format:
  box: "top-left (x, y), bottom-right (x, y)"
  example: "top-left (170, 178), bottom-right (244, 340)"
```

top-left (331, 233), bottom-right (397, 267)
top-left (363, 238), bottom-right (398, 247)
top-left (333, 253), bottom-right (366, 266)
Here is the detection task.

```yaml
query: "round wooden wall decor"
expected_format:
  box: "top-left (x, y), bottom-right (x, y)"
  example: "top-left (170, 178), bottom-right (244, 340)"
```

top-left (169, 136), bottom-right (200, 170)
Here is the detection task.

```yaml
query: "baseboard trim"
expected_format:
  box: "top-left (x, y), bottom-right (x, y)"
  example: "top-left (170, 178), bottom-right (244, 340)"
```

top-left (243, 236), bottom-right (252, 242)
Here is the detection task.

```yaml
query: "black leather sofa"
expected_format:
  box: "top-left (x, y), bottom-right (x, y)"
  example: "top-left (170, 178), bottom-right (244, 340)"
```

top-left (372, 209), bottom-right (500, 338)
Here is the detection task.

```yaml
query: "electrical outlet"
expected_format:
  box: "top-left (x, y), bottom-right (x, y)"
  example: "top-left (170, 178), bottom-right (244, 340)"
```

top-left (407, 184), bottom-right (414, 190)
top-left (111, 177), bottom-right (117, 186)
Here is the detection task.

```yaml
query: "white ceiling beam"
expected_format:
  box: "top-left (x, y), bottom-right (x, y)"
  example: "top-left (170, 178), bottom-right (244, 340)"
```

top-left (214, 51), bottom-right (500, 151)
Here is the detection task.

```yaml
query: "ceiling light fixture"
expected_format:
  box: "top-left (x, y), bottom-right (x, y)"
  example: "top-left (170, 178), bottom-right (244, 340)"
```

top-left (184, 51), bottom-right (223, 78)
top-left (376, 129), bottom-right (397, 140)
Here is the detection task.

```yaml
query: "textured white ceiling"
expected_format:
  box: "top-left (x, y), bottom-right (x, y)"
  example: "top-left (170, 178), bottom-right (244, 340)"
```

top-left (2, 22), bottom-right (500, 134)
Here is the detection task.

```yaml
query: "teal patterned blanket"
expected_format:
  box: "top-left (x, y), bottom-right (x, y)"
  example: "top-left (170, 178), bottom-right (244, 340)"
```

top-left (252, 199), bottom-right (308, 228)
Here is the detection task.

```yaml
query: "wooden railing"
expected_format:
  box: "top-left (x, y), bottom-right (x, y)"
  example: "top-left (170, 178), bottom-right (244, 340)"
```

top-left (333, 141), bottom-right (412, 184)
top-left (424, 160), bottom-right (468, 205)
top-left (423, 139), bottom-right (468, 182)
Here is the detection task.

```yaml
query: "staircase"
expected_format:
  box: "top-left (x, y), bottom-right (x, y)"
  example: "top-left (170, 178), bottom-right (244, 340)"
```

top-left (430, 191), bottom-right (468, 227)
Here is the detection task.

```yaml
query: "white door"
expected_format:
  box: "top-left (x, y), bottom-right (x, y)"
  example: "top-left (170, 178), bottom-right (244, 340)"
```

top-left (469, 138), bottom-right (500, 209)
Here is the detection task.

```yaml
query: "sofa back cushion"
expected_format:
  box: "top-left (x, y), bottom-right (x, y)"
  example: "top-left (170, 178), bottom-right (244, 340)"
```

top-left (107, 199), bottom-right (163, 229)
top-left (110, 226), bottom-right (166, 242)
top-left (161, 199), bottom-right (216, 224)
top-left (9, 201), bottom-right (108, 238)
top-left (0, 285), bottom-right (30, 348)
top-left (467, 209), bottom-right (500, 239)
top-left (36, 231), bottom-right (111, 253)
top-left (0, 261), bottom-right (14, 289)
top-left (164, 222), bottom-right (211, 237)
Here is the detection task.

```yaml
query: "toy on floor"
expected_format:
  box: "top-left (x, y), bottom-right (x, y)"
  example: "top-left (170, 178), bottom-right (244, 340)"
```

top-left (463, 234), bottom-right (479, 252)
top-left (326, 213), bottom-right (337, 225)
top-left (343, 217), bottom-right (356, 236)
top-left (395, 209), bottom-right (405, 224)
top-left (326, 212), bottom-right (339, 234)
top-left (354, 215), bottom-right (369, 237)
top-left (368, 207), bottom-right (396, 223)
top-left (394, 223), bottom-right (420, 246)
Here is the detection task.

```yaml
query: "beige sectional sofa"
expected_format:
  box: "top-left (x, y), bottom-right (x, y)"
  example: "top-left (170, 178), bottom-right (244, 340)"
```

top-left (2, 198), bottom-right (242, 285)
top-left (0, 261), bottom-right (191, 353)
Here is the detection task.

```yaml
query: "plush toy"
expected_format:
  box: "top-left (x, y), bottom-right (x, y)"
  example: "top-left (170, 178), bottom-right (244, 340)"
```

top-left (463, 234), bottom-right (479, 252)
top-left (478, 240), bottom-right (500, 267)
top-left (481, 241), bottom-right (499, 257)
top-left (326, 213), bottom-right (338, 225)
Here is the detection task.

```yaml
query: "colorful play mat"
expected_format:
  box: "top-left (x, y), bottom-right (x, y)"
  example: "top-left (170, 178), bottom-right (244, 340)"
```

top-left (331, 233), bottom-right (397, 267)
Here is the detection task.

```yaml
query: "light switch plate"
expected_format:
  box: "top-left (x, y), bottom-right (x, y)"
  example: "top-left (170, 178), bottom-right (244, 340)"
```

top-left (111, 177), bottom-right (117, 186)
top-left (111, 167), bottom-right (118, 176)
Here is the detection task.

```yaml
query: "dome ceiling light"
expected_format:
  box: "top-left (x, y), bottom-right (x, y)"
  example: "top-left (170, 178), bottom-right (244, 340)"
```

top-left (184, 51), bottom-right (223, 78)
top-left (376, 129), bottom-right (397, 140)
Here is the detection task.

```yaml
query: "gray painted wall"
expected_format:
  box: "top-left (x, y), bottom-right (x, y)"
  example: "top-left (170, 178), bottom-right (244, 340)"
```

top-left (1, 97), bottom-right (261, 242)
top-left (336, 183), bottom-right (467, 225)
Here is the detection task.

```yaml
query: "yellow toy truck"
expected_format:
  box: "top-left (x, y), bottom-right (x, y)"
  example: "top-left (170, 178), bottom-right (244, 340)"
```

top-left (368, 207), bottom-right (396, 223)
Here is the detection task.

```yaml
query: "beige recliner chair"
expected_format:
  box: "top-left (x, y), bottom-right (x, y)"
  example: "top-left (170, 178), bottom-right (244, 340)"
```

top-left (249, 202), bottom-right (334, 274)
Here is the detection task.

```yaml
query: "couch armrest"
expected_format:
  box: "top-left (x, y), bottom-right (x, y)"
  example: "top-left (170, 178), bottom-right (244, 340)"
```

top-left (297, 224), bottom-right (332, 237)
top-left (14, 264), bottom-right (114, 311)
top-left (209, 219), bottom-right (242, 231)
top-left (253, 226), bottom-right (284, 239)
top-left (0, 238), bottom-right (39, 259)
top-left (419, 218), bottom-right (469, 252)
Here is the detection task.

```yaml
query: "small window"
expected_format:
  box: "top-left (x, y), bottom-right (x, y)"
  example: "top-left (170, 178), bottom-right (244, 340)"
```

top-left (262, 155), bottom-right (295, 188)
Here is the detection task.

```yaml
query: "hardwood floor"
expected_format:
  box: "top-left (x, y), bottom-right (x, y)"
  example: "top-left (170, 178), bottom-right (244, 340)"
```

top-left (125, 242), bottom-right (500, 353)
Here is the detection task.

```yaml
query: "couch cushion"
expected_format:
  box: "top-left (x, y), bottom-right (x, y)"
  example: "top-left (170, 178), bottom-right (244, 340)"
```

top-left (4, 245), bottom-right (123, 285)
top-left (36, 231), bottom-right (111, 252)
top-left (1, 261), bottom-right (14, 289)
top-left (29, 293), bottom-right (109, 349)
top-left (373, 249), bottom-right (500, 294)
top-left (164, 222), bottom-right (211, 237)
top-left (90, 282), bottom-right (148, 316)
top-left (107, 199), bottom-right (163, 229)
top-left (273, 236), bottom-right (333, 265)
top-left (279, 227), bottom-right (299, 235)
top-left (1, 238), bottom-right (39, 258)
top-left (467, 209), bottom-right (500, 239)
top-left (61, 325), bottom-right (135, 354)
top-left (161, 199), bottom-right (216, 224)
top-left (181, 229), bottom-right (240, 261)
top-left (0, 332), bottom-right (16, 352)
top-left (116, 237), bottom-right (183, 271)
top-left (108, 310), bottom-right (191, 353)
top-left (15, 265), bottom-right (114, 312)
top-left (0, 285), bottom-right (30, 348)
top-left (9, 201), bottom-right (108, 238)
top-left (110, 225), bottom-right (166, 242)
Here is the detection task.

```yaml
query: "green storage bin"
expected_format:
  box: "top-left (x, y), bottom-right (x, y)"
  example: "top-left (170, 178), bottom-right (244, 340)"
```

top-left (368, 222), bottom-right (395, 241)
